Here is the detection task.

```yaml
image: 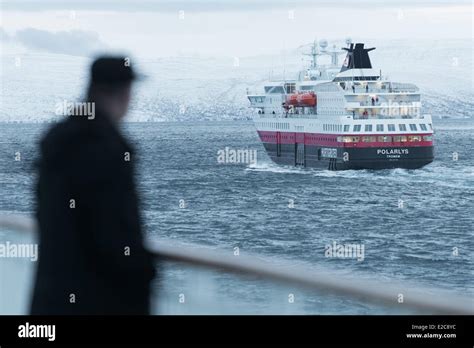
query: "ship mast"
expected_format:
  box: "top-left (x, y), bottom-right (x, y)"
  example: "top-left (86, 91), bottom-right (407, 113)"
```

top-left (303, 40), bottom-right (319, 69)
top-left (302, 39), bottom-right (349, 70)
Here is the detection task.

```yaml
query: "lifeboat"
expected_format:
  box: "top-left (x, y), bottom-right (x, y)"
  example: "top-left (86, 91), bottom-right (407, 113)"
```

top-left (285, 91), bottom-right (317, 107)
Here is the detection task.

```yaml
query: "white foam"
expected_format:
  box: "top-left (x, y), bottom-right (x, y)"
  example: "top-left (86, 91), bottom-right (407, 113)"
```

top-left (246, 161), bottom-right (474, 190)
top-left (245, 162), bottom-right (312, 175)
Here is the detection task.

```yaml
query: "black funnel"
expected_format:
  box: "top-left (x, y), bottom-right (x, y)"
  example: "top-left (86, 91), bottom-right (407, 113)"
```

top-left (340, 43), bottom-right (375, 72)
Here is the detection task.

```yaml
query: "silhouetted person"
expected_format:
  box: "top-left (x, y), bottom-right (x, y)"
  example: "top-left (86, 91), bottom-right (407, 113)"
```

top-left (31, 57), bottom-right (155, 315)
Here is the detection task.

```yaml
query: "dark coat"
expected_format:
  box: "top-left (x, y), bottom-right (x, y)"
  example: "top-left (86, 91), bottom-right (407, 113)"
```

top-left (31, 113), bottom-right (155, 315)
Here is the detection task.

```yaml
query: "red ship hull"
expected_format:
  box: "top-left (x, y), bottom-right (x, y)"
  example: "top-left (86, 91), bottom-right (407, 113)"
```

top-left (257, 130), bottom-right (434, 170)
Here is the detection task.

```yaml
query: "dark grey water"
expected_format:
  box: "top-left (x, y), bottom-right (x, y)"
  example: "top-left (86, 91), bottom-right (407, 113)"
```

top-left (1, 119), bottom-right (473, 313)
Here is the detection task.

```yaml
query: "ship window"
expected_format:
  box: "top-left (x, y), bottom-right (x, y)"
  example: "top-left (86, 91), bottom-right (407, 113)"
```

top-left (394, 136), bottom-right (407, 142)
top-left (365, 124), bottom-right (372, 132)
top-left (428, 123), bottom-right (433, 130)
top-left (409, 124), bottom-right (417, 131)
top-left (388, 124), bottom-right (395, 132)
top-left (353, 125), bottom-right (361, 132)
top-left (343, 136), bottom-right (360, 142)
top-left (264, 86), bottom-right (285, 94)
top-left (423, 135), bottom-right (433, 141)
top-left (342, 136), bottom-right (352, 142)
top-left (378, 136), bottom-right (392, 142)
top-left (284, 83), bottom-right (296, 94)
top-left (362, 136), bottom-right (376, 142)
top-left (420, 124), bottom-right (427, 131)
top-left (343, 125), bottom-right (350, 132)
top-left (376, 124), bottom-right (384, 132)
top-left (409, 135), bottom-right (422, 142)
top-left (399, 124), bottom-right (407, 131)
top-left (273, 87), bottom-right (284, 94)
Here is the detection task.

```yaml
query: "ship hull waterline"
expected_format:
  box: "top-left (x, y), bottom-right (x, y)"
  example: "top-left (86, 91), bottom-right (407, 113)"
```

top-left (260, 143), bottom-right (434, 170)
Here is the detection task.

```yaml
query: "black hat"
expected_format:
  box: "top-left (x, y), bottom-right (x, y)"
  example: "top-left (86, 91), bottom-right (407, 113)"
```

top-left (90, 56), bottom-right (143, 85)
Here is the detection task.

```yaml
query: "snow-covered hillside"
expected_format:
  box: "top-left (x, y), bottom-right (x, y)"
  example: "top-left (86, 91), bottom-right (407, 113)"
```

top-left (0, 39), bottom-right (472, 122)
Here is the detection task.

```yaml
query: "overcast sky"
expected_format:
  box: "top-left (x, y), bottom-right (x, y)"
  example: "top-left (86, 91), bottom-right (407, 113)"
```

top-left (1, 0), bottom-right (472, 58)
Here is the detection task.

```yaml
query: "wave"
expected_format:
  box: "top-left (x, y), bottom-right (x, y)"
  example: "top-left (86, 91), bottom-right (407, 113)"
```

top-left (246, 161), bottom-right (474, 189)
top-left (245, 161), bottom-right (313, 175)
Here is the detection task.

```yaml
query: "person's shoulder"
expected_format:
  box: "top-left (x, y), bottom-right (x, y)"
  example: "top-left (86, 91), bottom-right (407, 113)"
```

top-left (43, 117), bottom-right (95, 144)
top-left (39, 117), bottom-right (125, 178)
top-left (42, 116), bottom-right (119, 154)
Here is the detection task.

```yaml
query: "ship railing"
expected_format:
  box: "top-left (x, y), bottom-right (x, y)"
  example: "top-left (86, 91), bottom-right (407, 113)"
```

top-left (0, 214), bottom-right (472, 315)
top-left (348, 112), bottom-right (431, 120)
top-left (352, 101), bottom-right (422, 108)
top-left (351, 114), bottom-right (427, 120)
top-left (341, 86), bottom-right (420, 94)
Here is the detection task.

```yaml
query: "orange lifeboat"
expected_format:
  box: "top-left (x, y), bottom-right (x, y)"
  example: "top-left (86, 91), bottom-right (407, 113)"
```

top-left (285, 91), bottom-right (317, 107)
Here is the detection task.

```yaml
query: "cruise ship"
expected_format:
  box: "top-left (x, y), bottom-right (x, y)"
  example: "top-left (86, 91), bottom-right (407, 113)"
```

top-left (247, 40), bottom-right (434, 170)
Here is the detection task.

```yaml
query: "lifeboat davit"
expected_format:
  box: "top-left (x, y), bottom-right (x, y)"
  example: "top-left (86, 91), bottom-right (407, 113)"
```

top-left (285, 91), bottom-right (317, 107)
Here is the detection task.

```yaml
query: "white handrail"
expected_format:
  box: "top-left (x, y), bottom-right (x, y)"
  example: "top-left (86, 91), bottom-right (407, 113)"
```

top-left (1, 214), bottom-right (472, 314)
